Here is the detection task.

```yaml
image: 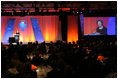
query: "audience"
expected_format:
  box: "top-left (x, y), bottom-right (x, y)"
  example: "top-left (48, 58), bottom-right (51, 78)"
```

top-left (1, 36), bottom-right (117, 78)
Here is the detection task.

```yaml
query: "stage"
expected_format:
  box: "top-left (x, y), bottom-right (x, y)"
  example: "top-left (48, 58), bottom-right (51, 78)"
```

top-left (1, 42), bottom-right (44, 45)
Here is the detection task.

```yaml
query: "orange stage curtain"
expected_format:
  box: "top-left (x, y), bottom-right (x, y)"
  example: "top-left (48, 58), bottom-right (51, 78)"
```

top-left (37, 16), bottom-right (62, 42)
top-left (67, 15), bottom-right (78, 44)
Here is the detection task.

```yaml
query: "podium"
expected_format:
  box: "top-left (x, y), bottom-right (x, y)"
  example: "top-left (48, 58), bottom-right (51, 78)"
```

top-left (14, 33), bottom-right (19, 42)
top-left (9, 32), bottom-right (20, 43)
top-left (9, 37), bottom-right (15, 43)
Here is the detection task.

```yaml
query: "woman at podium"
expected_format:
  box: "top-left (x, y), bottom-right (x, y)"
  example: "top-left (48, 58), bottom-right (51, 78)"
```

top-left (14, 30), bottom-right (20, 42)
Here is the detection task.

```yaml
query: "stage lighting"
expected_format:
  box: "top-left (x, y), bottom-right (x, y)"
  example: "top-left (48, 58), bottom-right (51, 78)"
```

top-left (27, 9), bottom-right (29, 15)
top-left (11, 10), bottom-right (16, 16)
top-left (82, 8), bottom-right (85, 10)
top-left (70, 9), bottom-right (75, 14)
top-left (80, 8), bottom-right (84, 14)
top-left (80, 11), bottom-right (83, 14)
top-left (77, 11), bottom-right (79, 14)
top-left (76, 8), bottom-right (79, 14)
top-left (27, 12), bottom-right (29, 15)
top-left (12, 12), bottom-right (14, 16)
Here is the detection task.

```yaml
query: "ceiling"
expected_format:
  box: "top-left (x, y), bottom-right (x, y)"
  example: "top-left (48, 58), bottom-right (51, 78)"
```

top-left (1, 1), bottom-right (117, 12)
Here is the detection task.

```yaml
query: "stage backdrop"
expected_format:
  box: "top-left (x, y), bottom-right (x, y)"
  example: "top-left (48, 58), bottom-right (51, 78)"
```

top-left (67, 15), bottom-right (78, 44)
top-left (1, 16), bottom-right (62, 43)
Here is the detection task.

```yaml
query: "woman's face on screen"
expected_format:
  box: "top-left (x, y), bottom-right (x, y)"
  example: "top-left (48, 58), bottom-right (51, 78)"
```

top-left (97, 21), bottom-right (103, 27)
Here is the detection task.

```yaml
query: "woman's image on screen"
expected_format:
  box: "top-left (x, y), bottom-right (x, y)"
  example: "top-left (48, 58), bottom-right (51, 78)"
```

top-left (96, 19), bottom-right (107, 35)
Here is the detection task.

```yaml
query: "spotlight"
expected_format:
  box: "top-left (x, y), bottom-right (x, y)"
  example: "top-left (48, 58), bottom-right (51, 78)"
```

top-left (80, 8), bottom-right (84, 14)
top-left (80, 11), bottom-right (83, 14)
top-left (27, 9), bottom-right (29, 15)
top-left (76, 9), bottom-right (80, 14)
top-left (82, 8), bottom-right (85, 10)
top-left (12, 12), bottom-right (14, 16)
top-left (12, 10), bottom-right (16, 16)
top-left (70, 9), bottom-right (75, 14)
top-left (77, 11), bottom-right (79, 14)
top-left (27, 12), bottom-right (29, 15)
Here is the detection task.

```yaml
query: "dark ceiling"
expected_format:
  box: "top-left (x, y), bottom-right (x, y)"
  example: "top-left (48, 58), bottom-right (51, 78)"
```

top-left (1, 1), bottom-right (117, 16)
top-left (1, 1), bottom-right (117, 12)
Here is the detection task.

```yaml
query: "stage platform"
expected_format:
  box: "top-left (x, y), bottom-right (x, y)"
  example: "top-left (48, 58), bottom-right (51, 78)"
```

top-left (1, 42), bottom-right (44, 45)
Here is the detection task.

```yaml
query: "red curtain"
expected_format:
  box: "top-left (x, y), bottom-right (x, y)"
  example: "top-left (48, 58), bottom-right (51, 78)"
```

top-left (37, 16), bottom-right (62, 42)
top-left (67, 15), bottom-right (78, 44)
top-left (1, 16), bottom-right (62, 43)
